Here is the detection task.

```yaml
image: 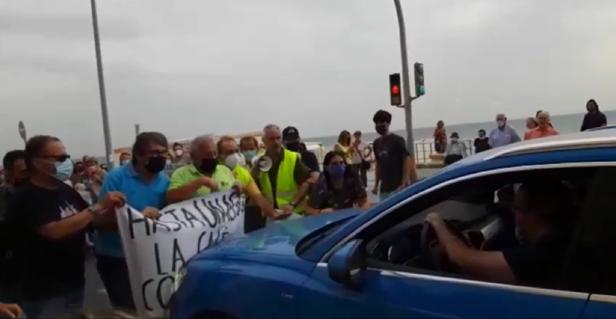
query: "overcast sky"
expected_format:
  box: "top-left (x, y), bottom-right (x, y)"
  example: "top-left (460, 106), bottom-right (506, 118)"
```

top-left (1, 0), bottom-right (615, 157)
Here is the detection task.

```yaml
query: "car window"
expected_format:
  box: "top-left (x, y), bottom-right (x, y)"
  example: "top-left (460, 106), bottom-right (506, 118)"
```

top-left (559, 167), bottom-right (616, 295)
top-left (359, 166), bottom-right (605, 292)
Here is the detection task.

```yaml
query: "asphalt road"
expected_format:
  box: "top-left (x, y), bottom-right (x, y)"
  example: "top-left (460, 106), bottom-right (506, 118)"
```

top-left (83, 252), bottom-right (114, 317)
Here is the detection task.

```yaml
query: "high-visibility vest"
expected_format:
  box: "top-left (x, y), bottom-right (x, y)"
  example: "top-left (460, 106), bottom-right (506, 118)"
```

top-left (259, 149), bottom-right (301, 212)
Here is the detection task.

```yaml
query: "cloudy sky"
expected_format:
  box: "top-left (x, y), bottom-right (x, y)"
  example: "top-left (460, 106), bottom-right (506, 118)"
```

top-left (1, 0), bottom-right (615, 157)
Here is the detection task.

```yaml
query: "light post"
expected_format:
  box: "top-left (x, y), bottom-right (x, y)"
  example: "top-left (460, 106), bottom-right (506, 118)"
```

top-left (90, 0), bottom-right (114, 168)
top-left (393, 0), bottom-right (414, 156)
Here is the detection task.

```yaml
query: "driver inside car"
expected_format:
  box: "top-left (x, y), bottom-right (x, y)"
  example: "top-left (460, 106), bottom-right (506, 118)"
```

top-left (425, 179), bottom-right (573, 287)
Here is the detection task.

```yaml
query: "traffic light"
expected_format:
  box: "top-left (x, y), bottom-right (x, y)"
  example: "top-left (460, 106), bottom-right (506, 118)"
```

top-left (414, 63), bottom-right (425, 96)
top-left (389, 73), bottom-right (402, 106)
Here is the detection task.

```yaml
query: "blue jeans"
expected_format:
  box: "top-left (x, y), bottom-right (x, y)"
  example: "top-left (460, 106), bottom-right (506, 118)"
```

top-left (22, 288), bottom-right (84, 319)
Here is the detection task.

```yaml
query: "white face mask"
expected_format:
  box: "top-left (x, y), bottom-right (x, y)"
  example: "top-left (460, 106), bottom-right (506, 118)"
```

top-left (497, 120), bottom-right (506, 128)
top-left (174, 149), bottom-right (184, 157)
top-left (224, 152), bottom-right (245, 170)
top-left (451, 137), bottom-right (459, 143)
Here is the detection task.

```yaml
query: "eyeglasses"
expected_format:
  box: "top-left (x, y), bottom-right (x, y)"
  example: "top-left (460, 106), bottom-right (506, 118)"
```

top-left (39, 154), bottom-right (71, 162)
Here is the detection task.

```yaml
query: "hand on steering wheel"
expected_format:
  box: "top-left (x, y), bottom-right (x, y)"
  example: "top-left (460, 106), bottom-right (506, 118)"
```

top-left (421, 213), bottom-right (470, 272)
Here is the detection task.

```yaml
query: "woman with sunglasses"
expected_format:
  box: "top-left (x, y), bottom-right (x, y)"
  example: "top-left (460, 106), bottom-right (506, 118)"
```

top-left (304, 151), bottom-right (370, 215)
top-left (6, 135), bottom-right (125, 318)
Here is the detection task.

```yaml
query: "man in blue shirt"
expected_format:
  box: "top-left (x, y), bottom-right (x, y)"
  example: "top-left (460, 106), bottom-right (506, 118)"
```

top-left (488, 113), bottom-right (521, 148)
top-left (94, 132), bottom-right (170, 311)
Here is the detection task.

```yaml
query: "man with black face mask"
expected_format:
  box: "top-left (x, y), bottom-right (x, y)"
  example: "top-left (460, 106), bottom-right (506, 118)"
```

top-left (282, 126), bottom-right (320, 180)
top-left (372, 110), bottom-right (415, 201)
top-left (93, 132), bottom-right (170, 312)
top-left (166, 134), bottom-right (236, 204)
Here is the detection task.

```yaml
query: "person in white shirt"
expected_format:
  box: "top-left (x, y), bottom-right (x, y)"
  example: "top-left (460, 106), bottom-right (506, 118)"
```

top-left (350, 131), bottom-right (370, 188)
top-left (444, 132), bottom-right (468, 165)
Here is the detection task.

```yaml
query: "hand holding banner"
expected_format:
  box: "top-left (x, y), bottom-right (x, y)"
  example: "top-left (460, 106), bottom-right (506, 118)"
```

top-left (115, 191), bottom-right (245, 318)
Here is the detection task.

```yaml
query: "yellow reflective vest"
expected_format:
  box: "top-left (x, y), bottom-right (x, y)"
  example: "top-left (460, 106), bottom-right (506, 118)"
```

top-left (259, 149), bottom-right (301, 213)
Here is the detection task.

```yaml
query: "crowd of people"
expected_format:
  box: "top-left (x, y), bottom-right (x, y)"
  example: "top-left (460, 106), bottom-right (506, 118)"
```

top-left (0, 100), bottom-right (607, 317)
top-left (0, 108), bottom-right (419, 318)
top-left (433, 99), bottom-right (607, 165)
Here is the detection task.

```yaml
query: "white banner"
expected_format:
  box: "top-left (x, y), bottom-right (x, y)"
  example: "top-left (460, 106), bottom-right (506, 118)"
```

top-left (116, 191), bottom-right (245, 318)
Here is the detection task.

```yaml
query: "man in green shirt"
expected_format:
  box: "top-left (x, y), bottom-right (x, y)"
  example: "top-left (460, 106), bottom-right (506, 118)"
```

top-left (166, 135), bottom-right (236, 204)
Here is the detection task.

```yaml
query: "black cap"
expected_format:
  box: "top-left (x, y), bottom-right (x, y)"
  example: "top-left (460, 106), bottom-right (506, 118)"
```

top-left (451, 132), bottom-right (459, 138)
top-left (282, 126), bottom-right (300, 141)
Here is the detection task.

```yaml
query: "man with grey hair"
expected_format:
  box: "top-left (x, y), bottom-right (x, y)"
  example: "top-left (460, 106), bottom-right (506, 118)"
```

top-left (488, 113), bottom-right (521, 148)
top-left (166, 134), bottom-right (236, 204)
top-left (253, 124), bottom-right (311, 215)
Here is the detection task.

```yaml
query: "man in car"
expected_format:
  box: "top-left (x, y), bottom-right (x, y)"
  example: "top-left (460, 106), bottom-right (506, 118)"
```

top-left (425, 179), bottom-right (572, 287)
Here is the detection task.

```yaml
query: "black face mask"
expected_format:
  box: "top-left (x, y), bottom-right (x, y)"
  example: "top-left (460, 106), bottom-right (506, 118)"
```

top-left (285, 141), bottom-right (301, 152)
top-left (199, 158), bottom-right (218, 175)
top-left (145, 156), bottom-right (167, 174)
top-left (375, 124), bottom-right (388, 135)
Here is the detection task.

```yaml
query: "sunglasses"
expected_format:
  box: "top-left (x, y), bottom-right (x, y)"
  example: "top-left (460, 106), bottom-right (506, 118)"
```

top-left (39, 154), bottom-right (71, 162)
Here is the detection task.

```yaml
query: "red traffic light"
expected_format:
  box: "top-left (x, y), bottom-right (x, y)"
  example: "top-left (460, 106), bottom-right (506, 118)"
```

top-left (391, 84), bottom-right (400, 95)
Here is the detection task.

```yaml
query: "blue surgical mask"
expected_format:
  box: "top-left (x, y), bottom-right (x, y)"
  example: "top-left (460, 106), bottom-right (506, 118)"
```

top-left (242, 150), bottom-right (257, 162)
top-left (327, 163), bottom-right (346, 179)
top-left (54, 159), bottom-right (74, 182)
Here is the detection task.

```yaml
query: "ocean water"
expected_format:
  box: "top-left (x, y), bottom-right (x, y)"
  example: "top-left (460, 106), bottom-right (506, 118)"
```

top-left (305, 110), bottom-right (616, 150)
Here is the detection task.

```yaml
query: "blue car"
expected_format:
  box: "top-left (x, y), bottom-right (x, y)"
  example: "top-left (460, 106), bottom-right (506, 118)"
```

top-left (172, 130), bottom-right (616, 319)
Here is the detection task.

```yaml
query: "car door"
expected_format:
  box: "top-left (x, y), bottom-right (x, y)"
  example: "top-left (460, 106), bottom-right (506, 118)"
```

top-left (570, 167), bottom-right (616, 319)
top-left (296, 262), bottom-right (588, 319)
top-left (295, 165), bottom-right (599, 319)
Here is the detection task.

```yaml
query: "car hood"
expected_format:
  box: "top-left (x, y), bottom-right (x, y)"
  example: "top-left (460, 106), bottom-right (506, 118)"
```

top-left (191, 209), bottom-right (359, 264)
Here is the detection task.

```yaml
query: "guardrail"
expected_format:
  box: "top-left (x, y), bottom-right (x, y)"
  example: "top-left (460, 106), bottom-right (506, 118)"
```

top-left (414, 139), bottom-right (474, 165)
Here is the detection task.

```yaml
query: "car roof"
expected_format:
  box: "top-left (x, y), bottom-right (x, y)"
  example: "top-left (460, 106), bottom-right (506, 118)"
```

top-left (446, 130), bottom-right (616, 170)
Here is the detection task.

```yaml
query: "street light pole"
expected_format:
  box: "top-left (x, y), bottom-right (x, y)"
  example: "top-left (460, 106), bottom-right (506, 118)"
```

top-left (90, 0), bottom-right (114, 168)
top-left (393, 0), bottom-right (414, 157)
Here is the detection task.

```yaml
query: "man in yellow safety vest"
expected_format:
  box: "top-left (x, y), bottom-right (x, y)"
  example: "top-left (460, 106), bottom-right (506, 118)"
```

top-left (252, 124), bottom-right (311, 215)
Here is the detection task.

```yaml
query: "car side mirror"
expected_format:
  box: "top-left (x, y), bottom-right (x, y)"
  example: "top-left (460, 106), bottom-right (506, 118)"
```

top-left (328, 239), bottom-right (365, 289)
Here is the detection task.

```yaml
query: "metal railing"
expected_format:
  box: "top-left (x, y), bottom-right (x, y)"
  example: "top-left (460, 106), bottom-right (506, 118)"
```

top-left (414, 139), bottom-right (474, 164)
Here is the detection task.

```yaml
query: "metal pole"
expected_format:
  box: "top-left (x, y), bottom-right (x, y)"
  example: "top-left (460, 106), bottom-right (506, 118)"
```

top-left (393, 0), bottom-right (414, 157)
top-left (90, 0), bottom-right (113, 168)
top-left (135, 124), bottom-right (140, 137)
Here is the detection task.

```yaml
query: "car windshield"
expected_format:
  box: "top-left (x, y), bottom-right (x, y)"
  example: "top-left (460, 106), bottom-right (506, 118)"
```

top-left (296, 218), bottom-right (350, 257)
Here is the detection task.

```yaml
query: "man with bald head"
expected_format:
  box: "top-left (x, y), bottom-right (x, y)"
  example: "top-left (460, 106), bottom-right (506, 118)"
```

top-left (253, 124), bottom-right (311, 215)
top-left (166, 135), bottom-right (236, 204)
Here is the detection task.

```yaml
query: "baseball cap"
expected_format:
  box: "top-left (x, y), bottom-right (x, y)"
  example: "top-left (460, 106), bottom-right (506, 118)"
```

top-left (282, 126), bottom-right (300, 141)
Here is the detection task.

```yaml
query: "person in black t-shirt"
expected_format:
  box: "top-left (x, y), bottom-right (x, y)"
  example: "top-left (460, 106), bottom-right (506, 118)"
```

top-left (6, 135), bottom-right (125, 318)
top-left (425, 179), bottom-right (572, 288)
top-left (580, 99), bottom-right (607, 131)
top-left (474, 129), bottom-right (491, 153)
top-left (305, 151), bottom-right (369, 215)
top-left (371, 110), bottom-right (415, 201)
top-left (282, 126), bottom-right (320, 181)
top-left (0, 150), bottom-right (28, 302)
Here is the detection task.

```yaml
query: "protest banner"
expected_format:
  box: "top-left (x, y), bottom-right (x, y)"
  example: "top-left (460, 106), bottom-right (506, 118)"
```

top-left (116, 191), bottom-right (245, 318)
